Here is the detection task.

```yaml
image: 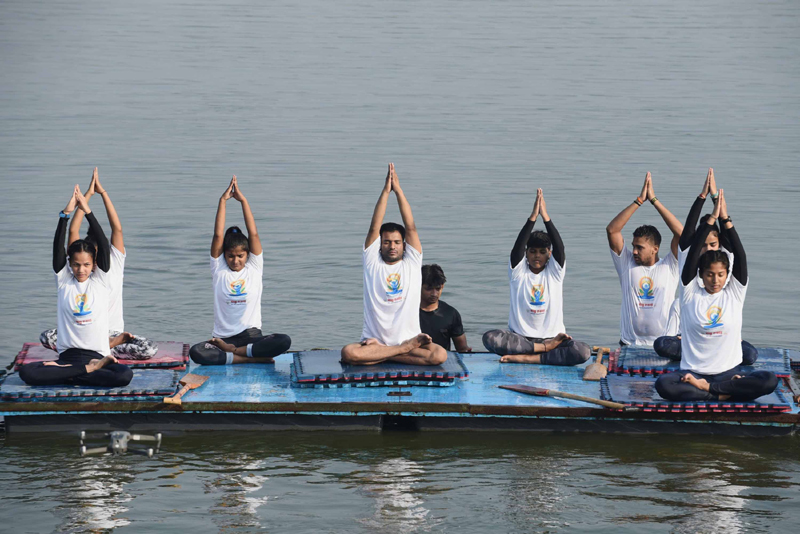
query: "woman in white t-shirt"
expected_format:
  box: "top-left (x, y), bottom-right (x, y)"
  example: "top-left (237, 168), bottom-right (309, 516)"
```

top-left (189, 176), bottom-right (291, 365)
top-left (19, 186), bottom-right (133, 387)
top-left (38, 167), bottom-right (159, 360)
top-left (655, 190), bottom-right (777, 402)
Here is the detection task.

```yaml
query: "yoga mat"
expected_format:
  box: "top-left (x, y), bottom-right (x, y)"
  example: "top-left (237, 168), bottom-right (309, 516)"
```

top-left (0, 369), bottom-right (181, 400)
top-left (14, 342), bottom-right (189, 370)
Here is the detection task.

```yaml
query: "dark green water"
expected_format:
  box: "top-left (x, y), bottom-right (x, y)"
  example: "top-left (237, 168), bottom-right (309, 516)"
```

top-left (1, 0), bottom-right (799, 531)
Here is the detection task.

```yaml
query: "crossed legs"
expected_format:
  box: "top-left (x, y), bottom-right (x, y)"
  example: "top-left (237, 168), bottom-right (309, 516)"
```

top-left (340, 333), bottom-right (447, 366)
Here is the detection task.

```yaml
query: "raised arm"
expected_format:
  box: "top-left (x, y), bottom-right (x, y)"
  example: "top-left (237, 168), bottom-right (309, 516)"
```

top-left (389, 164), bottom-right (422, 252)
top-left (365, 165), bottom-right (393, 249)
top-left (75, 189), bottom-right (110, 273)
top-left (606, 172), bottom-right (650, 255)
top-left (93, 170), bottom-right (124, 253)
top-left (647, 175), bottom-right (683, 257)
top-left (682, 192), bottom-right (721, 286)
top-left (68, 168), bottom-right (97, 246)
top-left (718, 191), bottom-right (746, 284)
top-left (230, 175), bottom-right (262, 255)
top-left (511, 190), bottom-right (539, 267)
top-left (55, 186), bottom-right (80, 272)
top-left (539, 190), bottom-right (565, 267)
top-left (679, 169), bottom-right (712, 251)
top-left (211, 178), bottom-right (234, 258)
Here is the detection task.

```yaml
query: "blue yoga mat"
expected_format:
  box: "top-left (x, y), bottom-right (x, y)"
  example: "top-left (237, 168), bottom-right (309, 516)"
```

top-left (600, 374), bottom-right (791, 413)
top-left (0, 369), bottom-right (181, 400)
top-left (616, 346), bottom-right (792, 377)
top-left (291, 350), bottom-right (468, 387)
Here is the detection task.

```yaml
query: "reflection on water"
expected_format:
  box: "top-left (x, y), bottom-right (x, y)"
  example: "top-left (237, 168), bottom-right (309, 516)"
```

top-left (56, 459), bottom-right (134, 532)
top-left (205, 455), bottom-right (269, 531)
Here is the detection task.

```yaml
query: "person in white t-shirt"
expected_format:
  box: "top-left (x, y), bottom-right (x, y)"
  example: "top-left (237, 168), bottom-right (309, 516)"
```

top-left (655, 190), bottom-right (777, 401)
top-left (341, 163), bottom-right (447, 366)
top-left (606, 172), bottom-right (684, 346)
top-left (189, 176), bottom-right (291, 365)
top-left (654, 169), bottom-right (757, 364)
top-left (482, 189), bottom-right (591, 365)
top-left (39, 168), bottom-right (159, 360)
top-left (19, 185), bottom-right (132, 387)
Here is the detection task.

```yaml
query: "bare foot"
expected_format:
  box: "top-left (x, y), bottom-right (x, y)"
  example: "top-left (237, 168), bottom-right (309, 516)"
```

top-left (209, 338), bottom-right (236, 352)
top-left (360, 338), bottom-right (383, 346)
top-left (681, 373), bottom-right (710, 392)
top-left (499, 354), bottom-right (541, 364)
top-left (400, 333), bottom-right (432, 353)
top-left (110, 332), bottom-right (134, 348)
top-left (544, 333), bottom-right (572, 352)
top-left (85, 355), bottom-right (118, 373)
top-left (43, 361), bottom-right (70, 367)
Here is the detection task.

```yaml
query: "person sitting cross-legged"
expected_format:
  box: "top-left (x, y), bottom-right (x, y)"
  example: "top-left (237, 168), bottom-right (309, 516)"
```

top-left (341, 164), bottom-right (447, 366)
top-left (419, 264), bottom-right (472, 353)
top-left (482, 189), bottom-right (591, 365)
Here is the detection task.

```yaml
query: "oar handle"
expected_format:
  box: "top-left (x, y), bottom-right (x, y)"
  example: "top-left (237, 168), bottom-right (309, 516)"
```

top-left (163, 384), bottom-right (190, 405)
top-left (549, 390), bottom-right (627, 410)
top-left (592, 346), bottom-right (610, 363)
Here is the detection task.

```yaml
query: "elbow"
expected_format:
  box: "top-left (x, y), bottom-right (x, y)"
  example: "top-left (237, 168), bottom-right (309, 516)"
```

top-left (605, 225), bottom-right (615, 236)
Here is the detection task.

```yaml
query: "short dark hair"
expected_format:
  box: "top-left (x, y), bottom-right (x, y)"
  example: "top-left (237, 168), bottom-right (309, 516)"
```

top-left (422, 264), bottom-right (447, 287)
top-left (380, 222), bottom-right (406, 242)
top-left (67, 239), bottom-right (97, 263)
top-left (633, 225), bottom-right (662, 247)
top-left (527, 231), bottom-right (551, 250)
top-left (698, 249), bottom-right (730, 275)
top-left (698, 214), bottom-right (721, 238)
top-left (223, 226), bottom-right (250, 254)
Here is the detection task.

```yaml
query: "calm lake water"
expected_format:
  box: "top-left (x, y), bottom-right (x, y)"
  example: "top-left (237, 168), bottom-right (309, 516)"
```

top-left (1, 0), bottom-right (799, 532)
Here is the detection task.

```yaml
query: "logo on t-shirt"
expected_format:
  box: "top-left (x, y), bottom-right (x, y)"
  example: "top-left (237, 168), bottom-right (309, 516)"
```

top-left (72, 294), bottom-right (92, 317)
top-left (637, 276), bottom-right (655, 300)
top-left (229, 279), bottom-right (247, 297)
top-left (529, 284), bottom-right (546, 306)
top-left (385, 273), bottom-right (403, 302)
top-left (703, 306), bottom-right (724, 329)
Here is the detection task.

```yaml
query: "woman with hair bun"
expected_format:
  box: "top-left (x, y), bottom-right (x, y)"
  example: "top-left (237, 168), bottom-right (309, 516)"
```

top-left (189, 176), bottom-right (291, 365)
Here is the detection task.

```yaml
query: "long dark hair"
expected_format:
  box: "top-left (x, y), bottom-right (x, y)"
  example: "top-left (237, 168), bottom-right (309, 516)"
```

top-left (223, 226), bottom-right (249, 254)
top-left (67, 239), bottom-right (97, 263)
top-left (698, 249), bottom-right (730, 275)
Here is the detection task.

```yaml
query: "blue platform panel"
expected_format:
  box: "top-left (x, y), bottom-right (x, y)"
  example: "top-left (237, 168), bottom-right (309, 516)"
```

top-left (616, 346), bottom-right (792, 377)
top-left (291, 350), bottom-right (468, 386)
top-left (0, 369), bottom-right (181, 401)
top-left (600, 374), bottom-right (792, 413)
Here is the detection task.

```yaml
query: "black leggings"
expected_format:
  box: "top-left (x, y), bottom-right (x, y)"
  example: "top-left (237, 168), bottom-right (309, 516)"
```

top-left (189, 328), bottom-right (292, 365)
top-left (482, 329), bottom-right (592, 366)
top-left (18, 348), bottom-right (133, 387)
top-left (653, 336), bottom-right (758, 365)
top-left (655, 367), bottom-right (778, 402)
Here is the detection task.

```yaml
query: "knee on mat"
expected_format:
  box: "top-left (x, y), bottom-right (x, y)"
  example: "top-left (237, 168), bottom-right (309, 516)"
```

top-left (430, 344), bottom-right (448, 365)
top-left (189, 342), bottom-right (225, 365)
top-left (482, 330), bottom-right (502, 353)
top-left (758, 371), bottom-right (779, 395)
top-left (340, 344), bottom-right (359, 364)
top-left (19, 363), bottom-right (42, 385)
top-left (741, 341), bottom-right (758, 365)
top-left (654, 336), bottom-right (681, 360)
top-left (272, 333), bottom-right (292, 354)
top-left (112, 366), bottom-right (134, 387)
top-left (654, 373), bottom-right (679, 400)
top-left (573, 341), bottom-right (591, 364)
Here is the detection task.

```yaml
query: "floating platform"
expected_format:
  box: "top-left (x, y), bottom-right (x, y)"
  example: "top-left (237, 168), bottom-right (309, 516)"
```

top-left (2, 345), bottom-right (799, 437)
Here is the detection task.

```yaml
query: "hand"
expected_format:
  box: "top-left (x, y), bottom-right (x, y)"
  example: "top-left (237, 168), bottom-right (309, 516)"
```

top-left (389, 163), bottom-right (401, 192)
top-left (710, 189), bottom-right (722, 220)
top-left (638, 172), bottom-right (650, 204)
top-left (231, 175), bottom-right (245, 202)
top-left (93, 167), bottom-right (106, 195)
top-left (383, 164), bottom-right (393, 193)
top-left (63, 185), bottom-right (79, 214)
top-left (75, 187), bottom-right (91, 214)
top-left (700, 168), bottom-right (711, 198)
top-left (709, 167), bottom-right (718, 197)
top-left (538, 188), bottom-right (549, 218)
top-left (646, 172), bottom-right (655, 201)
top-left (530, 190), bottom-right (540, 220)
top-left (85, 167), bottom-right (98, 198)
top-left (220, 177), bottom-right (234, 201)
top-left (718, 189), bottom-right (728, 219)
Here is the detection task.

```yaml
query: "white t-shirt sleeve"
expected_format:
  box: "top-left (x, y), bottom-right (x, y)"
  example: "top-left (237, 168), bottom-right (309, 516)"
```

top-left (548, 256), bottom-right (566, 283)
top-left (363, 238), bottom-right (381, 268)
top-left (404, 243), bottom-right (422, 267)
top-left (727, 274), bottom-right (748, 303)
top-left (509, 257), bottom-right (528, 281)
top-left (55, 263), bottom-right (72, 287)
top-left (610, 245), bottom-right (633, 279)
top-left (246, 251), bottom-right (264, 274)
top-left (210, 254), bottom-right (226, 275)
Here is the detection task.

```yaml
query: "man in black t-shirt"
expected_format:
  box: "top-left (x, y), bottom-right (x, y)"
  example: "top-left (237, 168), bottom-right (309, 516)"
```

top-left (419, 264), bottom-right (472, 352)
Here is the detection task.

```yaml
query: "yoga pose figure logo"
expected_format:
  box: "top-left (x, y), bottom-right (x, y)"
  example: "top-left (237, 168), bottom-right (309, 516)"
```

top-left (72, 294), bottom-right (92, 317)
top-left (228, 279), bottom-right (247, 297)
top-left (637, 276), bottom-right (655, 300)
top-left (385, 273), bottom-right (403, 296)
top-left (703, 305), bottom-right (724, 329)
top-left (529, 284), bottom-right (546, 306)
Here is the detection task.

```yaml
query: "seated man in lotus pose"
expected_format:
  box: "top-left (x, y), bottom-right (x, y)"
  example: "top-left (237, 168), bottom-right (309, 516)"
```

top-left (654, 190), bottom-right (777, 401)
top-left (606, 172), bottom-right (683, 346)
top-left (483, 189), bottom-right (591, 365)
top-left (654, 168), bottom-right (757, 364)
top-left (341, 164), bottom-right (447, 366)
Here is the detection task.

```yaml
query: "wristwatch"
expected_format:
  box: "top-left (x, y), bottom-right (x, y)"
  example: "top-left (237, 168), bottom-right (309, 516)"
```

top-left (59, 210), bottom-right (70, 219)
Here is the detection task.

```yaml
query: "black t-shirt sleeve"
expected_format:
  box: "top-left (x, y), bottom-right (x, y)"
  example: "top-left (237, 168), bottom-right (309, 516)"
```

top-left (449, 307), bottom-right (465, 338)
top-left (511, 219), bottom-right (535, 267)
top-left (680, 195), bottom-right (706, 251)
top-left (544, 219), bottom-right (565, 267)
top-left (53, 216), bottom-right (68, 273)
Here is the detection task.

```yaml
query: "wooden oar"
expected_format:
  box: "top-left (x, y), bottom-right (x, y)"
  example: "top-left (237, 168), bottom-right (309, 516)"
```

top-left (583, 346), bottom-right (610, 381)
top-left (499, 384), bottom-right (639, 411)
top-left (163, 373), bottom-right (209, 405)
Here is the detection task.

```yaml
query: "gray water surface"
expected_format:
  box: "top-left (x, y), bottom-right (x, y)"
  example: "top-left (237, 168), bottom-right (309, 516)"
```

top-left (1, 0), bottom-right (799, 532)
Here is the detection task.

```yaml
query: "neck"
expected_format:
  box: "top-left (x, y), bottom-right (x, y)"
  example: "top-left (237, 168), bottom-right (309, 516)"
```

top-left (421, 301), bottom-right (439, 312)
